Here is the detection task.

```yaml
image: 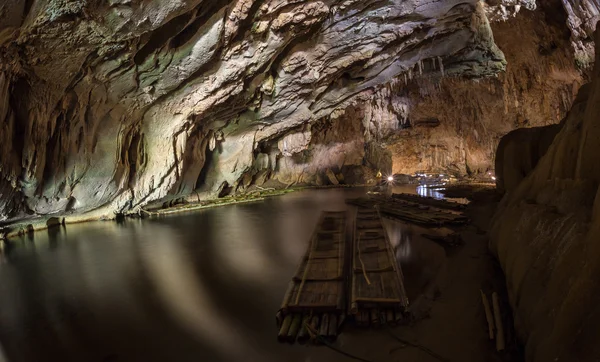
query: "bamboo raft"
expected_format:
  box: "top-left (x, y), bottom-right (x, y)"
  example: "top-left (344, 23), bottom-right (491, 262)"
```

top-left (346, 195), bottom-right (468, 227)
top-left (392, 193), bottom-right (466, 211)
top-left (350, 208), bottom-right (409, 327)
top-left (276, 211), bottom-right (347, 344)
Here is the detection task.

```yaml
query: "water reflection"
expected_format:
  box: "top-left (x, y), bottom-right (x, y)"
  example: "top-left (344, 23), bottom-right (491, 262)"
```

top-left (416, 185), bottom-right (446, 199)
top-left (0, 187), bottom-right (448, 362)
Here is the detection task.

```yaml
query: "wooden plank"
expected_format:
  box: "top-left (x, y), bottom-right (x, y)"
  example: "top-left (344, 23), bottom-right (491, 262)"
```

top-left (350, 207), bottom-right (409, 321)
top-left (277, 211), bottom-right (348, 343)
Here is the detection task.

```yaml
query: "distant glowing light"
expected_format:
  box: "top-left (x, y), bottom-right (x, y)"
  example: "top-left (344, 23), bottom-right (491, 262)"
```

top-left (491, 176), bottom-right (497, 181)
top-left (387, 176), bottom-right (394, 182)
top-left (439, 174), bottom-right (444, 177)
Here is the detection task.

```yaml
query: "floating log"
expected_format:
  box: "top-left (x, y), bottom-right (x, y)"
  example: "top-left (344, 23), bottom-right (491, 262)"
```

top-left (492, 292), bottom-right (505, 351)
top-left (287, 314), bottom-right (303, 343)
top-left (278, 315), bottom-right (293, 342)
top-left (480, 290), bottom-right (495, 340)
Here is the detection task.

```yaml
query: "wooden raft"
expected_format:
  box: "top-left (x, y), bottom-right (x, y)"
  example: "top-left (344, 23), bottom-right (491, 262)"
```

top-left (276, 211), bottom-right (347, 344)
top-left (392, 193), bottom-right (466, 211)
top-left (346, 195), bottom-right (468, 227)
top-left (350, 208), bottom-right (408, 327)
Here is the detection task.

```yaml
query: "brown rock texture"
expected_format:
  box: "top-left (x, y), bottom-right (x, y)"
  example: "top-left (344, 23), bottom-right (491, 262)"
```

top-left (383, 3), bottom-right (584, 177)
top-left (0, 0), bottom-right (507, 226)
top-left (0, 0), bottom-right (596, 229)
top-left (490, 25), bottom-right (600, 362)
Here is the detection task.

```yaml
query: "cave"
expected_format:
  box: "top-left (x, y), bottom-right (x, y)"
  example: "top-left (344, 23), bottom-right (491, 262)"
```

top-left (0, 0), bottom-right (599, 361)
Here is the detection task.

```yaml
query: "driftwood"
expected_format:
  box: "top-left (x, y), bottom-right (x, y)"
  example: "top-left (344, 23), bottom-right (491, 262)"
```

top-left (492, 292), bottom-right (505, 351)
top-left (480, 290), bottom-right (495, 340)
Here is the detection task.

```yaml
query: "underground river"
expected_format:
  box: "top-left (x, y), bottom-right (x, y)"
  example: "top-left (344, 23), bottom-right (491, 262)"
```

top-left (0, 187), bottom-right (456, 362)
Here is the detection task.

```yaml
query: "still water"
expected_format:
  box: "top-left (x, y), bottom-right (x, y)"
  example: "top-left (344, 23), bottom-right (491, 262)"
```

top-left (0, 187), bottom-right (447, 362)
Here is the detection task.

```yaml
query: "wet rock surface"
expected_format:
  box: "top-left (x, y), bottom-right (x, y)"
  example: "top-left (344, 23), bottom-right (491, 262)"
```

top-left (491, 23), bottom-right (600, 362)
top-left (0, 0), bottom-right (508, 225)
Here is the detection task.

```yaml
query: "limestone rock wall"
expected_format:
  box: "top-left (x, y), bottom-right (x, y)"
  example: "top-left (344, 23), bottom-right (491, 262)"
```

top-left (490, 26), bottom-right (600, 362)
top-left (382, 3), bottom-right (584, 177)
top-left (0, 0), bottom-right (508, 226)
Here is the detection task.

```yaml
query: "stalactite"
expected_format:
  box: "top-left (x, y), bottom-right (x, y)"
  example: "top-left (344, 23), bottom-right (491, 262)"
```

top-left (438, 56), bottom-right (445, 76)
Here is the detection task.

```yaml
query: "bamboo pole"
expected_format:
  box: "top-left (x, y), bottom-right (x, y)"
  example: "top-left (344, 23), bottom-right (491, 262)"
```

top-left (287, 314), bottom-right (302, 343)
top-left (309, 315), bottom-right (320, 342)
top-left (492, 292), bottom-right (505, 351)
top-left (278, 315), bottom-right (293, 342)
top-left (280, 281), bottom-right (295, 312)
top-left (319, 314), bottom-right (330, 337)
top-left (394, 309), bottom-right (403, 324)
top-left (379, 310), bottom-right (387, 325)
top-left (480, 290), bottom-right (495, 340)
top-left (357, 233), bottom-right (372, 285)
top-left (387, 310), bottom-right (395, 326)
top-left (370, 309), bottom-right (379, 326)
top-left (327, 314), bottom-right (338, 341)
top-left (297, 315), bottom-right (311, 344)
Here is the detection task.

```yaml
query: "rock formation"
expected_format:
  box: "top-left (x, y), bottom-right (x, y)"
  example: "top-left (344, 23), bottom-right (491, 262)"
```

top-left (379, 1), bottom-right (584, 177)
top-left (491, 24), bottom-right (600, 362)
top-left (0, 0), bottom-right (595, 230)
top-left (0, 0), bottom-right (508, 226)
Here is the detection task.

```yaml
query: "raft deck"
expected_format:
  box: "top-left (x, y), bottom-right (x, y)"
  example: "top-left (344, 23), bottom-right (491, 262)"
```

top-left (277, 211), bottom-right (347, 344)
top-left (392, 193), bottom-right (466, 211)
top-left (346, 194), bottom-right (468, 227)
top-left (351, 208), bottom-right (409, 327)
